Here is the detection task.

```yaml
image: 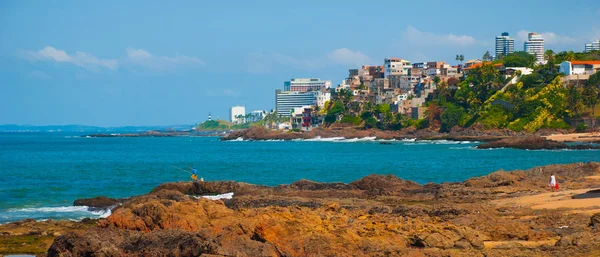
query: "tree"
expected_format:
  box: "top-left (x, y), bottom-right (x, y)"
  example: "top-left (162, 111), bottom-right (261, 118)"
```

top-left (544, 49), bottom-right (555, 63)
top-left (482, 51), bottom-right (492, 62)
top-left (432, 76), bottom-right (441, 87)
top-left (456, 54), bottom-right (464, 64)
top-left (565, 84), bottom-right (584, 118)
top-left (425, 103), bottom-right (442, 129)
top-left (441, 104), bottom-right (466, 132)
top-left (502, 51), bottom-right (536, 68)
top-left (584, 72), bottom-right (600, 126)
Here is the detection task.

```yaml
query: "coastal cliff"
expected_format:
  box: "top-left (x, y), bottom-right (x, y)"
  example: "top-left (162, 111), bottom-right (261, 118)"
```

top-left (12, 162), bottom-right (596, 256)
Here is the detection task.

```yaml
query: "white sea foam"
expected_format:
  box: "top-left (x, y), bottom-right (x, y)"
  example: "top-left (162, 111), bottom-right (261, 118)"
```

top-left (303, 136), bottom-right (346, 142)
top-left (233, 137), bottom-right (244, 141)
top-left (194, 192), bottom-right (234, 200)
top-left (7, 206), bottom-right (112, 218)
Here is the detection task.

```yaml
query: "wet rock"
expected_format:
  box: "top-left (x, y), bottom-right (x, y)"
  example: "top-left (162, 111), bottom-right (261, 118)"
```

top-left (74, 196), bottom-right (119, 209)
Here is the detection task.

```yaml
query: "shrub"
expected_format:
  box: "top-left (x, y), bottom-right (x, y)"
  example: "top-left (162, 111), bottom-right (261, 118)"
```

top-left (576, 123), bottom-right (587, 132)
top-left (413, 119), bottom-right (429, 130)
top-left (508, 118), bottom-right (530, 132)
top-left (340, 115), bottom-right (362, 125)
top-left (441, 104), bottom-right (466, 132)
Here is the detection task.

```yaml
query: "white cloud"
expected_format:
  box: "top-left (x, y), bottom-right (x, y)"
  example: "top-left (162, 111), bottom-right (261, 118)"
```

top-left (21, 46), bottom-right (205, 72)
top-left (24, 46), bottom-right (118, 70)
top-left (517, 30), bottom-right (578, 46)
top-left (326, 48), bottom-right (373, 67)
top-left (126, 48), bottom-right (205, 70)
top-left (244, 48), bottom-right (372, 73)
top-left (402, 26), bottom-right (477, 46)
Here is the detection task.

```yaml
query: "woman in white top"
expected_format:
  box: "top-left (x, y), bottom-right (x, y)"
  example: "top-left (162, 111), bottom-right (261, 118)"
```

top-left (549, 174), bottom-right (558, 190)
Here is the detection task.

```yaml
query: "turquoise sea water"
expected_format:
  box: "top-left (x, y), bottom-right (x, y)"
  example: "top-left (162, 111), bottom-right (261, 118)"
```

top-left (0, 132), bottom-right (599, 223)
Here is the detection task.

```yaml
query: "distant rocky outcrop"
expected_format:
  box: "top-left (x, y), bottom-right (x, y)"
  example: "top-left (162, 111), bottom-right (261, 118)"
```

top-left (477, 136), bottom-right (600, 150)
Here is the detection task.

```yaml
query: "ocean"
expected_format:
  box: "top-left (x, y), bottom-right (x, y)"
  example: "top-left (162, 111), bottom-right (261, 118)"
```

top-left (0, 132), bottom-right (598, 223)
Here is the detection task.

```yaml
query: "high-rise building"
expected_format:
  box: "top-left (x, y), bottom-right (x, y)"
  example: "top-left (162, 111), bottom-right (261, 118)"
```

top-left (230, 106), bottom-right (245, 124)
top-left (585, 40), bottom-right (600, 52)
top-left (495, 32), bottom-right (514, 59)
top-left (524, 32), bottom-right (544, 63)
top-left (283, 78), bottom-right (331, 92)
top-left (275, 90), bottom-right (317, 117)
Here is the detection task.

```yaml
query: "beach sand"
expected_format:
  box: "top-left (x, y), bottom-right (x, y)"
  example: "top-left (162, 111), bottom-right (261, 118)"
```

top-left (544, 132), bottom-right (600, 142)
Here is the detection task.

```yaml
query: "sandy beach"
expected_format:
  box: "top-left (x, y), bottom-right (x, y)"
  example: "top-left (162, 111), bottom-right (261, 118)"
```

top-left (544, 132), bottom-right (600, 142)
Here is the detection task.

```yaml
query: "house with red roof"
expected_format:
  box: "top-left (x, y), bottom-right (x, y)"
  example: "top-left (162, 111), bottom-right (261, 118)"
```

top-left (559, 60), bottom-right (600, 75)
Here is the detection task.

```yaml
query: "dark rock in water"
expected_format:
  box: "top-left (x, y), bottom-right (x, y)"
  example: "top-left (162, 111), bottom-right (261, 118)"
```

top-left (73, 196), bottom-right (119, 209)
top-left (476, 136), bottom-right (599, 150)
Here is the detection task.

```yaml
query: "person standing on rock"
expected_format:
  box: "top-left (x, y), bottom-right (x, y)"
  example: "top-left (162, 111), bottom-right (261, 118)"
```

top-left (549, 174), bottom-right (559, 190)
top-left (191, 167), bottom-right (198, 181)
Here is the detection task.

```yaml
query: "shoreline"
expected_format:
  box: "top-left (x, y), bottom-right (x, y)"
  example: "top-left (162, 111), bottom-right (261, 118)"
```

top-left (2, 162), bottom-right (600, 256)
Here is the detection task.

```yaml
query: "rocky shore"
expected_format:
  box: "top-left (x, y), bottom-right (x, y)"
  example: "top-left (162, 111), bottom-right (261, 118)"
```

top-left (221, 126), bottom-right (600, 150)
top-left (477, 136), bottom-right (600, 150)
top-left (220, 125), bottom-right (529, 142)
top-left (2, 162), bottom-right (600, 256)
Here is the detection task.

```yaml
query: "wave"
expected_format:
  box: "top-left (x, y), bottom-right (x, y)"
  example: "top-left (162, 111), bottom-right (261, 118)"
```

top-left (6, 206), bottom-right (112, 218)
top-left (302, 136), bottom-right (346, 142)
top-left (194, 192), bottom-right (234, 200)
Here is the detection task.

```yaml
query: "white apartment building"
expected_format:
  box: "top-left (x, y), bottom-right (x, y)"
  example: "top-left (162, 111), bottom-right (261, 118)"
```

top-left (275, 90), bottom-right (317, 117)
top-left (524, 32), bottom-right (544, 63)
top-left (384, 58), bottom-right (411, 77)
top-left (230, 106), bottom-right (245, 124)
top-left (284, 78), bottom-right (332, 92)
top-left (495, 32), bottom-right (515, 58)
top-left (585, 40), bottom-right (600, 52)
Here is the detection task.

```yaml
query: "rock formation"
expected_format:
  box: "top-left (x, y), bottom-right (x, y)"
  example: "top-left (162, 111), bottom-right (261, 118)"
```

top-left (37, 162), bottom-right (600, 256)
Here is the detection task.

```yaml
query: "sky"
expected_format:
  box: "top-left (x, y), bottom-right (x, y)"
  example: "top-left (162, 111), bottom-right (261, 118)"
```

top-left (1, 0), bottom-right (599, 126)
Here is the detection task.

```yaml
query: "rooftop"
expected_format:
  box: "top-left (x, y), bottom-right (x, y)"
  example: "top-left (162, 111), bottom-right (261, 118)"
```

top-left (568, 60), bottom-right (600, 65)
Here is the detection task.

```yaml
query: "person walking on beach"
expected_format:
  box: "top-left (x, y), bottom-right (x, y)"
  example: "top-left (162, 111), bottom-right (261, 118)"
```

top-left (549, 174), bottom-right (559, 191)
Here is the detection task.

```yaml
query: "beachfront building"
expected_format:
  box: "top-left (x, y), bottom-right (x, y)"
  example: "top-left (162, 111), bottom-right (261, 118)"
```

top-left (275, 90), bottom-right (317, 117)
top-left (495, 32), bottom-right (515, 59)
top-left (284, 78), bottom-right (332, 92)
top-left (559, 60), bottom-right (600, 76)
top-left (524, 32), bottom-right (544, 63)
top-left (585, 40), bottom-right (600, 52)
top-left (230, 106), bottom-right (245, 124)
top-left (384, 58), bottom-right (411, 77)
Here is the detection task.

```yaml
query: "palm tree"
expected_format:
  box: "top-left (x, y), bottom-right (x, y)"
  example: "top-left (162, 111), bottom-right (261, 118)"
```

top-left (544, 49), bottom-right (555, 63)
top-left (566, 51), bottom-right (576, 61)
top-left (459, 54), bottom-right (464, 64)
top-left (482, 51), bottom-right (491, 62)
top-left (584, 72), bottom-right (600, 127)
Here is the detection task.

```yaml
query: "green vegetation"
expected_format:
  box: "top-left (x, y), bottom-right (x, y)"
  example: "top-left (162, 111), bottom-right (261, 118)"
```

top-left (196, 120), bottom-right (232, 130)
top-left (502, 51), bottom-right (536, 68)
top-left (0, 235), bottom-right (55, 255)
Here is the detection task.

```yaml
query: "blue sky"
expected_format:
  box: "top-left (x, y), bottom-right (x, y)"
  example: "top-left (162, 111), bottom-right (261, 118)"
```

top-left (1, 0), bottom-right (599, 126)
